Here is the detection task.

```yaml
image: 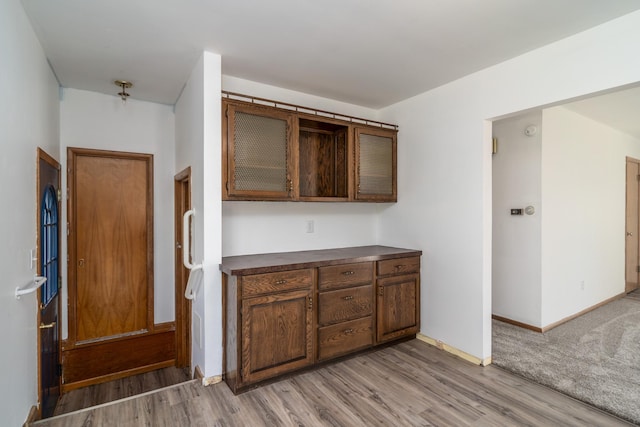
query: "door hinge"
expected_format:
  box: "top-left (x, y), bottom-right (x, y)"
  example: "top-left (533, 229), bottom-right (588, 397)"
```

top-left (58, 277), bottom-right (62, 290)
top-left (57, 189), bottom-right (62, 202)
top-left (56, 363), bottom-right (63, 377)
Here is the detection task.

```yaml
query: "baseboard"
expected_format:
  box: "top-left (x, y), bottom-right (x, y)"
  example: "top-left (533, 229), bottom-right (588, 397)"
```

top-left (493, 292), bottom-right (627, 334)
top-left (62, 328), bottom-right (175, 391)
top-left (492, 315), bottom-right (542, 332)
top-left (416, 333), bottom-right (491, 366)
top-left (540, 292), bottom-right (626, 332)
top-left (193, 365), bottom-right (222, 386)
top-left (23, 405), bottom-right (38, 426)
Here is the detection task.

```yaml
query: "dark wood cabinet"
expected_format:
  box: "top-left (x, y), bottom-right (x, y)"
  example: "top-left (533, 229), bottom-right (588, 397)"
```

top-left (222, 246), bottom-right (420, 394)
top-left (376, 257), bottom-right (420, 343)
top-left (222, 95), bottom-right (397, 202)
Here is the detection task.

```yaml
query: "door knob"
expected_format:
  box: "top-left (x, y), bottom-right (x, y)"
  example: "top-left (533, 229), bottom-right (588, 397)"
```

top-left (78, 259), bottom-right (85, 267)
top-left (627, 232), bottom-right (633, 237)
top-left (39, 322), bottom-right (56, 329)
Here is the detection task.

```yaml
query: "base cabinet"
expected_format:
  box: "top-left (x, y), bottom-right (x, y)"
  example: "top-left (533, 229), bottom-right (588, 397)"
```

top-left (222, 246), bottom-right (421, 394)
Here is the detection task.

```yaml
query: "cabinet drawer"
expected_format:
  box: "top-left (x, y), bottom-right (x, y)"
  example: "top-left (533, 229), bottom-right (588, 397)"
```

top-left (318, 317), bottom-right (373, 361)
top-left (318, 262), bottom-right (373, 291)
top-left (241, 269), bottom-right (313, 298)
top-left (377, 256), bottom-right (420, 277)
top-left (318, 285), bottom-right (372, 326)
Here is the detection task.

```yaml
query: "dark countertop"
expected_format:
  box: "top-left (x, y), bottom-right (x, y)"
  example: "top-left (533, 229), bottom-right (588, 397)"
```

top-left (220, 245), bottom-right (422, 276)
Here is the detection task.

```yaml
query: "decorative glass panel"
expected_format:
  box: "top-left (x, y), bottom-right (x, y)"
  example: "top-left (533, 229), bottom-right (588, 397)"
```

top-left (41, 185), bottom-right (59, 307)
top-left (234, 111), bottom-right (288, 192)
top-left (359, 134), bottom-right (393, 195)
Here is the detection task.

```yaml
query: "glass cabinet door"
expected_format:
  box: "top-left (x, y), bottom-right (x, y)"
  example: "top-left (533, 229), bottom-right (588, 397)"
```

top-left (355, 127), bottom-right (397, 202)
top-left (226, 102), bottom-right (294, 199)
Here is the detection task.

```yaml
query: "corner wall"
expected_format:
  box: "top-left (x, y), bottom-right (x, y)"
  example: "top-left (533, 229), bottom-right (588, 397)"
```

top-left (175, 52), bottom-right (222, 378)
top-left (541, 106), bottom-right (640, 325)
top-left (0, 0), bottom-right (60, 424)
top-left (492, 112), bottom-right (542, 326)
top-left (378, 10), bottom-right (640, 360)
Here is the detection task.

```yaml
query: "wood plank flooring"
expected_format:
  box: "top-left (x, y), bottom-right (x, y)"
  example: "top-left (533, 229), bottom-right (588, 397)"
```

top-left (33, 340), bottom-right (633, 426)
top-left (53, 366), bottom-right (190, 416)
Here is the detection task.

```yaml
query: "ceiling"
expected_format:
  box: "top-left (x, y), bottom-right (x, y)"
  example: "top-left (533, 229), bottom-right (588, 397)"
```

top-left (21, 1), bottom-right (640, 108)
top-left (563, 86), bottom-right (640, 140)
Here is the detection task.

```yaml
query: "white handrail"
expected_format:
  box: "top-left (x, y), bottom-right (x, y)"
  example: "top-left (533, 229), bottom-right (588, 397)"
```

top-left (183, 209), bottom-right (203, 300)
top-left (15, 276), bottom-right (47, 300)
top-left (183, 209), bottom-right (203, 271)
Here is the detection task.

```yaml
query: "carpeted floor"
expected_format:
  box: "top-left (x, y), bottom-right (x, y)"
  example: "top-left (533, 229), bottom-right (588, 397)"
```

top-left (492, 293), bottom-right (640, 425)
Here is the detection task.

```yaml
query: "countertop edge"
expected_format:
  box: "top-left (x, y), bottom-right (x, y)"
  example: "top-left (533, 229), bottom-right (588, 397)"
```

top-left (220, 245), bottom-right (422, 276)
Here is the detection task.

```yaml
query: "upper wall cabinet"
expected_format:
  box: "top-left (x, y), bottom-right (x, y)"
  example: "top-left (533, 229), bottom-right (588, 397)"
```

top-left (222, 94), bottom-right (397, 202)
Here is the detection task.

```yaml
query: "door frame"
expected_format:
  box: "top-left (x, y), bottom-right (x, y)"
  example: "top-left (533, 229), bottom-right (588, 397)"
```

top-left (625, 157), bottom-right (640, 293)
top-left (36, 148), bottom-right (61, 418)
top-left (174, 167), bottom-right (192, 368)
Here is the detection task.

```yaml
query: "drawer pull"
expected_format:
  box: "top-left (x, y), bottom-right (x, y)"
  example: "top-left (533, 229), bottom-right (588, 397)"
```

top-left (343, 328), bottom-right (354, 334)
top-left (395, 265), bottom-right (404, 270)
top-left (275, 279), bottom-right (287, 285)
top-left (342, 271), bottom-right (355, 276)
top-left (342, 295), bottom-right (354, 301)
top-left (308, 296), bottom-right (313, 309)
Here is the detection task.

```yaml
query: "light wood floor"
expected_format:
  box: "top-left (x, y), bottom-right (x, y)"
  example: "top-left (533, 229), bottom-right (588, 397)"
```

top-left (53, 366), bottom-right (190, 416)
top-left (34, 340), bottom-right (632, 426)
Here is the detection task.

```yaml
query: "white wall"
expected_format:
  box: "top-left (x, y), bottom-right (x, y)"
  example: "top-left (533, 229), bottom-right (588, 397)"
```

top-left (492, 112), bottom-right (542, 326)
top-left (0, 0), bottom-right (60, 424)
top-left (175, 52), bottom-right (222, 378)
top-left (379, 10), bottom-right (640, 360)
top-left (59, 89), bottom-right (176, 338)
top-left (221, 76), bottom-right (388, 257)
top-left (541, 106), bottom-right (640, 325)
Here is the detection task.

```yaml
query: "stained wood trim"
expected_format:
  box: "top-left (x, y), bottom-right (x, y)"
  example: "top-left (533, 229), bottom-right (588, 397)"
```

top-left (62, 329), bottom-right (175, 390)
top-left (62, 360), bottom-right (175, 393)
top-left (174, 167), bottom-right (191, 369)
top-left (36, 148), bottom-right (61, 420)
top-left (66, 147), bottom-right (154, 348)
top-left (491, 315), bottom-right (543, 333)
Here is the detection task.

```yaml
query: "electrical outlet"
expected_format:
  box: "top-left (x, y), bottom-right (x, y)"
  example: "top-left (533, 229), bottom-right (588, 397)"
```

top-left (306, 220), bottom-right (315, 233)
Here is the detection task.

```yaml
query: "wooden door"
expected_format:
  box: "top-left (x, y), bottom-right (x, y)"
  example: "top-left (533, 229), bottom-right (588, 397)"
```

top-left (174, 167), bottom-right (191, 368)
top-left (625, 158), bottom-right (640, 293)
top-left (241, 289), bottom-right (313, 385)
top-left (376, 274), bottom-right (419, 343)
top-left (68, 148), bottom-right (153, 344)
top-left (37, 149), bottom-right (61, 418)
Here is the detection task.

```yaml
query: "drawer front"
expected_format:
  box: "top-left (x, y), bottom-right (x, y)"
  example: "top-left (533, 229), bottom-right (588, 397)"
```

top-left (318, 262), bottom-right (373, 291)
top-left (377, 256), bottom-right (420, 277)
top-left (318, 317), bottom-right (373, 361)
top-left (318, 285), bottom-right (373, 326)
top-left (241, 269), bottom-right (313, 298)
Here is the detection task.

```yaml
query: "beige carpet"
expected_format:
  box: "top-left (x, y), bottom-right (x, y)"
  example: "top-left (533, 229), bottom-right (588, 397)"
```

top-left (492, 294), bottom-right (640, 425)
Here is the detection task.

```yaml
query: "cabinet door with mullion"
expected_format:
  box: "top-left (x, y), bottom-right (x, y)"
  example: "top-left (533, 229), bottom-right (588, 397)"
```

top-left (355, 127), bottom-right (397, 202)
top-left (225, 101), bottom-right (296, 200)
